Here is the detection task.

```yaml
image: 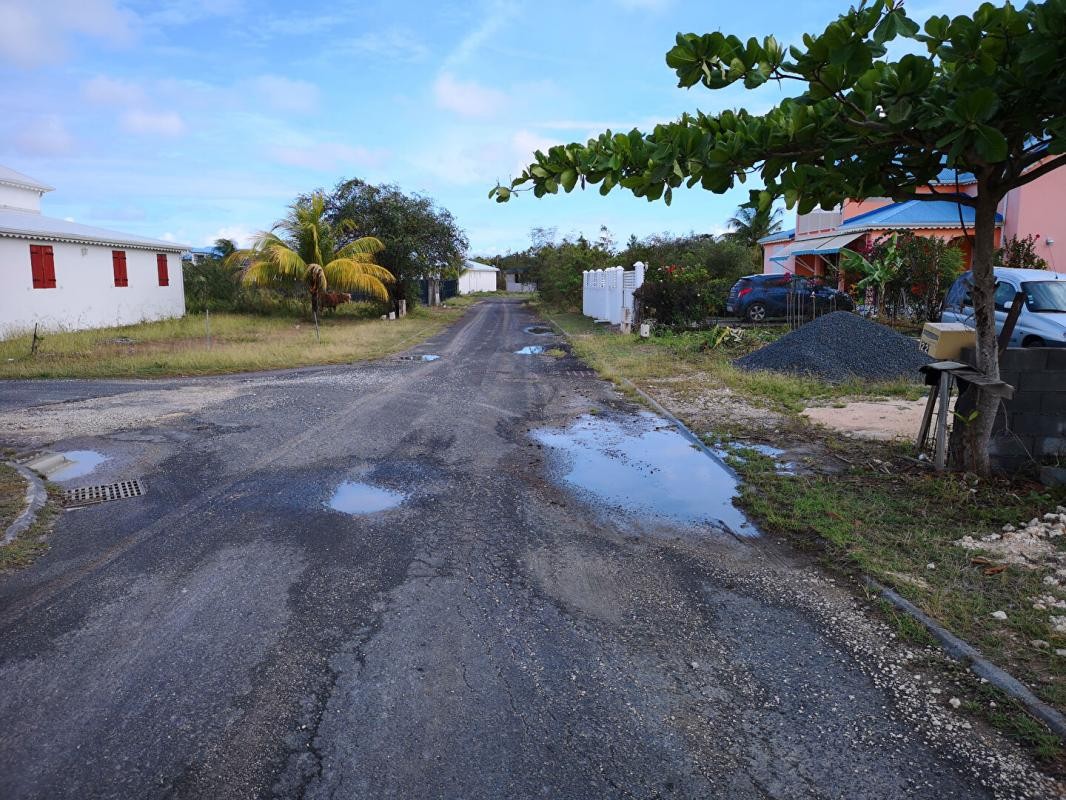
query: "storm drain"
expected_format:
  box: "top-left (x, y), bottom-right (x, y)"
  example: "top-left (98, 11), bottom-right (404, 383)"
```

top-left (63, 479), bottom-right (146, 507)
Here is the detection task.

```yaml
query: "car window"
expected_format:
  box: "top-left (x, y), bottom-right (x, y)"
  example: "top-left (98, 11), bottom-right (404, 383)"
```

top-left (1022, 281), bottom-right (1066, 313)
top-left (993, 282), bottom-right (1017, 310)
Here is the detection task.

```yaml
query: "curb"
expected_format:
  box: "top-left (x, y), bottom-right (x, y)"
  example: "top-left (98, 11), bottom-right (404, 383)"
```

top-left (867, 577), bottom-right (1066, 741)
top-left (3, 462), bottom-right (48, 546)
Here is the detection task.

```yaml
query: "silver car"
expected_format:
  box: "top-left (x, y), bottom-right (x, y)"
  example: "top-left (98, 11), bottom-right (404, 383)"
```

top-left (941, 267), bottom-right (1066, 347)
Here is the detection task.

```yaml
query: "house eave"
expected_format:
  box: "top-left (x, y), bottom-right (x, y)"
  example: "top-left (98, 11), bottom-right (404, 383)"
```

top-left (0, 227), bottom-right (188, 253)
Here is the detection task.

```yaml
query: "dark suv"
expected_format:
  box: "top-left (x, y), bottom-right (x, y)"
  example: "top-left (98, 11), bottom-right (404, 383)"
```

top-left (726, 274), bottom-right (854, 322)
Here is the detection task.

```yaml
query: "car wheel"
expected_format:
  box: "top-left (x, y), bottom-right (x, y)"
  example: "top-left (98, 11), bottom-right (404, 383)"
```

top-left (746, 302), bottom-right (767, 322)
top-left (1022, 336), bottom-right (1046, 348)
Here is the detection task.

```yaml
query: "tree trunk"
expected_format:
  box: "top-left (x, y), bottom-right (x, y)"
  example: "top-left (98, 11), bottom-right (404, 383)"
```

top-left (948, 190), bottom-right (1001, 475)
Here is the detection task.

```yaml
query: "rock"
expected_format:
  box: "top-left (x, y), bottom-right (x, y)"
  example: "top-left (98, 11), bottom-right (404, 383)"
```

top-left (926, 563), bottom-right (936, 570)
top-left (1031, 640), bottom-right (1050, 649)
top-left (949, 698), bottom-right (961, 709)
top-left (991, 610), bottom-right (1008, 621)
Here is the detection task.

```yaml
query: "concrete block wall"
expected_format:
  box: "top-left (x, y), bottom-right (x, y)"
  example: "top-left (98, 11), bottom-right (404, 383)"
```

top-left (983, 348), bottom-right (1066, 472)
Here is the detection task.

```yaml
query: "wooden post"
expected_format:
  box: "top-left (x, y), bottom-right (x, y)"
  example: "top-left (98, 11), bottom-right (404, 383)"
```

top-left (30, 323), bottom-right (41, 356)
top-left (205, 308), bottom-right (211, 350)
top-left (313, 311), bottom-right (320, 343)
top-left (934, 372), bottom-right (951, 470)
top-left (915, 384), bottom-right (939, 452)
top-left (998, 291), bottom-right (1026, 354)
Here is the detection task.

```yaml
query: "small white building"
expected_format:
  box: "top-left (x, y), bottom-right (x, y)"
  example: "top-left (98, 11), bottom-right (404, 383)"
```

top-left (457, 259), bottom-right (498, 294)
top-left (0, 165), bottom-right (188, 336)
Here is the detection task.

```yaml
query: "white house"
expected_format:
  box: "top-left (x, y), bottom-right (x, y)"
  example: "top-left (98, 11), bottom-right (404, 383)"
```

top-left (457, 259), bottom-right (498, 294)
top-left (0, 165), bottom-right (188, 336)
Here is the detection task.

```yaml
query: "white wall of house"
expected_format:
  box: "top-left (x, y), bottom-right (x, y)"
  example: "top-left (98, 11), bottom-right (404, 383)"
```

top-left (0, 183), bottom-right (42, 213)
top-left (0, 238), bottom-right (185, 335)
top-left (458, 269), bottom-right (498, 294)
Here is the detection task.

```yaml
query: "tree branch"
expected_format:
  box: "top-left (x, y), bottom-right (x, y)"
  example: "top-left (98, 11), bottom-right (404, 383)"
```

top-left (1002, 153), bottom-right (1066, 192)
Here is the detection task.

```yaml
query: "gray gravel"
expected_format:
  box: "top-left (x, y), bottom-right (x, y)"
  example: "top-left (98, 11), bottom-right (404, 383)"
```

top-left (735, 311), bottom-right (932, 383)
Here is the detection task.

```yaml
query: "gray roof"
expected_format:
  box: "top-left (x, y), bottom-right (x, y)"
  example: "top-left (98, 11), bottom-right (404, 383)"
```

top-left (0, 208), bottom-right (188, 252)
top-left (0, 165), bottom-right (53, 193)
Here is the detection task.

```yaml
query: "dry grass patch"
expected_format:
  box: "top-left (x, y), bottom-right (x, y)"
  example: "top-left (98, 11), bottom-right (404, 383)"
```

top-left (0, 304), bottom-right (472, 379)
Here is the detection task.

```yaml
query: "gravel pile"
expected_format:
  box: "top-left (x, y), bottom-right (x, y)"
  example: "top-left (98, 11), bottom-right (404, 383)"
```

top-left (735, 311), bottom-right (932, 382)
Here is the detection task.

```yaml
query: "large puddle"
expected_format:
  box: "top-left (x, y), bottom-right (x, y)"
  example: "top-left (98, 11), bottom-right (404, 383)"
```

top-left (516, 346), bottom-right (545, 355)
top-left (49, 450), bottom-right (109, 481)
top-left (532, 413), bottom-right (756, 537)
top-left (327, 481), bottom-right (406, 514)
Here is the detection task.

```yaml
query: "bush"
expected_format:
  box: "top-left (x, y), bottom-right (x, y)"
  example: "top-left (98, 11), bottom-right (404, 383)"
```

top-left (851, 231), bottom-right (965, 321)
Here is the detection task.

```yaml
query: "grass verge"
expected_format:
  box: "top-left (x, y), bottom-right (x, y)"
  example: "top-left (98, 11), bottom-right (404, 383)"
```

top-left (540, 303), bottom-right (1066, 764)
top-left (0, 463), bottom-right (58, 571)
top-left (0, 301), bottom-right (477, 379)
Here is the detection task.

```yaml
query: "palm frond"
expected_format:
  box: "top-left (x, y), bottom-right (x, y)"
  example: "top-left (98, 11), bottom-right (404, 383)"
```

top-left (324, 258), bottom-right (394, 301)
top-left (335, 236), bottom-right (385, 260)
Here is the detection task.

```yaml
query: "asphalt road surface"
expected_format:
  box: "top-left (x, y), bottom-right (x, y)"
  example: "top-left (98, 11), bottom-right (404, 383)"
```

top-left (0, 299), bottom-right (1057, 799)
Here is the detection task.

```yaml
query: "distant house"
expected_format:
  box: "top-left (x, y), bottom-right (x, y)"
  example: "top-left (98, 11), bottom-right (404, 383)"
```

top-left (503, 270), bottom-right (536, 293)
top-left (458, 259), bottom-right (498, 294)
top-left (0, 165), bottom-right (188, 335)
top-left (758, 164), bottom-right (1066, 281)
top-left (182, 245), bottom-right (224, 264)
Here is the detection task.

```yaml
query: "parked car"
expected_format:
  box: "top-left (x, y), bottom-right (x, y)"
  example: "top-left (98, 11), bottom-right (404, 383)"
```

top-left (940, 268), bottom-right (1066, 347)
top-left (725, 274), bottom-right (854, 322)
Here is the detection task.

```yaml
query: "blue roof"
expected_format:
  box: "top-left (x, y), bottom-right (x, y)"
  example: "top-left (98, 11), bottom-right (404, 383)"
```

top-left (839, 199), bottom-right (1002, 230)
top-left (935, 168), bottom-right (977, 185)
top-left (757, 227), bottom-right (795, 244)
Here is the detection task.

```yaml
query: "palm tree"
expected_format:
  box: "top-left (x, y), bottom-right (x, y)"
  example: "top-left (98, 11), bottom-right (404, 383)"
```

top-left (227, 193), bottom-right (393, 314)
top-left (724, 205), bottom-right (784, 247)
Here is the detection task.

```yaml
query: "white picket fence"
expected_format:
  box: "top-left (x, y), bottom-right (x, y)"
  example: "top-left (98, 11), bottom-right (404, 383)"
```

top-left (581, 262), bottom-right (645, 325)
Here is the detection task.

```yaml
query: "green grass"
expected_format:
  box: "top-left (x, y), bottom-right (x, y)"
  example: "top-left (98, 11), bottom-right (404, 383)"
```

top-left (0, 464), bottom-right (57, 571)
top-left (0, 303), bottom-right (473, 379)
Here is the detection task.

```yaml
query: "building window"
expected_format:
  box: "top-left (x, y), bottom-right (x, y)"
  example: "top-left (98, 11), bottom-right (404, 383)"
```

top-left (30, 244), bottom-right (57, 289)
top-left (112, 250), bottom-right (128, 287)
top-left (156, 253), bottom-right (169, 286)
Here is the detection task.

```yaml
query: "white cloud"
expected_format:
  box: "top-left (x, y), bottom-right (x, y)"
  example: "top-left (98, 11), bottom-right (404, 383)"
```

top-left (83, 75), bottom-right (146, 107)
top-left (207, 225), bottom-right (255, 248)
top-left (411, 128), bottom-right (558, 187)
top-left (434, 73), bottom-right (507, 118)
top-left (247, 75), bottom-right (321, 114)
top-left (443, 1), bottom-right (516, 69)
top-left (12, 116), bottom-right (76, 156)
top-left (121, 110), bottom-right (186, 137)
top-left (269, 142), bottom-right (385, 172)
top-left (336, 28), bottom-right (431, 63)
top-left (0, 0), bottom-right (136, 68)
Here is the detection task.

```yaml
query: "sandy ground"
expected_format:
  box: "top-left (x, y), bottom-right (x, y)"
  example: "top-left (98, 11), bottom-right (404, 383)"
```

top-left (802, 397), bottom-right (937, 442)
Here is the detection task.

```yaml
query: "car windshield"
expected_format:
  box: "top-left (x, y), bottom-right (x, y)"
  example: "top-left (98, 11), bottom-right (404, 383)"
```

top-left (1022, 281), bottom-right (1066, 313)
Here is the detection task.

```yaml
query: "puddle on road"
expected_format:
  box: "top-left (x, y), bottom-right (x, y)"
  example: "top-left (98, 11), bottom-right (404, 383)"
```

top-left (49, 450), bottom-right (109, 481)
top-left (532, 413), bottom-right (756, 537)
top-left (327, 481), bottom-right (406, 515)
top-left (420, 355), bottom-right (441, 362)
top-left (524, 326), bottom-right (554, 335)
top-left (516, 346), bottom-right (545, 355)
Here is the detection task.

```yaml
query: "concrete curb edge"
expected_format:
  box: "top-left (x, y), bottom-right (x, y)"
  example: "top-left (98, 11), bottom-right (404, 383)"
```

top-left (3, 462), bottom-right (48, 546)
top-left (866, 577), bottom-right (1066, 741)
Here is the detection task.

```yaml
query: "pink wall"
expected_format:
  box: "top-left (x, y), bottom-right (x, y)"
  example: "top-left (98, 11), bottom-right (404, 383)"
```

top-left (842, 198), bottom-right (893, 220)
top-left (1000, 166), bottom-right (1066, 274)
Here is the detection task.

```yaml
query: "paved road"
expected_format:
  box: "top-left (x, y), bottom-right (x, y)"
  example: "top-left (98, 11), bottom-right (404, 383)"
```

top-left (0, 299), bottom-right (1055, 799)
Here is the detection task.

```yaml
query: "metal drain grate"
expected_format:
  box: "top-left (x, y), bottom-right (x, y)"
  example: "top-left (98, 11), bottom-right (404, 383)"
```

top-left (63, 479), bottom-right (146, 507)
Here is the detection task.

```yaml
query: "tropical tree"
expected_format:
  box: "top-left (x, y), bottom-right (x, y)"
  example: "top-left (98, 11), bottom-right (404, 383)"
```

top-left (324, 179), bottom-right (468, 314)
top-left (493, 0), bottom-right (1066, 475)
top-left (840, 233), bottom-right (904, 315)
top-left (724, 205), bottom-right (783, 247)
top-left (228, 193), bottom-right (393, 315)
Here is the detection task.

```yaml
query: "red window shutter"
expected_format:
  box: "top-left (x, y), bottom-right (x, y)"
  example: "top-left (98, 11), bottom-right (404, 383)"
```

top-left (30, 245), bottom-right (44, 288)
top-left (30, 245), bottom-right (56, 288)
top-left (156, 253), bottom-right (169, 286)
top-left (112, 250), bottom-right (128, 287)
top-left (42, 246), bottom-right (56, 288)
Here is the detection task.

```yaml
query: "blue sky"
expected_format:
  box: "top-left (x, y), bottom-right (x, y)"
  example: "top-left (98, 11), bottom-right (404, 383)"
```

top-left (0, 0), bottom-right (975, 255)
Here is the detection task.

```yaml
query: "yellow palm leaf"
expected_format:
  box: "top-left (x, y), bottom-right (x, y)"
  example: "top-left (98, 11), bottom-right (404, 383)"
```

top-left (324, 258), bottom-right (393, 301)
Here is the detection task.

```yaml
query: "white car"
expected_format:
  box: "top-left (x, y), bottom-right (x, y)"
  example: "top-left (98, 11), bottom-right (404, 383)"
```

top-left (940, 268), bottom-right (1066, 347)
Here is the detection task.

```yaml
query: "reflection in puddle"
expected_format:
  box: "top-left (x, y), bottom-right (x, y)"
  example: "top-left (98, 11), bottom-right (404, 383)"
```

top-left (712, 441), bottom-right (796, 475)
top-left (50, 451), bottom-right (109, 481)
top-left (533, 413), bottom-right (756, 537)
top-left (516, 346), bottom-right (545, 355)
top-left (327, 481), bottom-right (406, 514)
top-left (525, 326), bottom-right (554, 335)
top-left (420, 355), bottom-right (441, 362)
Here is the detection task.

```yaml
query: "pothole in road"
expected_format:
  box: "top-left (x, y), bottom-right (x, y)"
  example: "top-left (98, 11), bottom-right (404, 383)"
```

top-left (532, 412), bottom-right (757, 537)
top-left (515, 346), bottom-right (545, 355)
top-left (420, 355), bottom-right (441, 362)
top-left (327, 481), bottom-right (407, 515)
top-left (524, 326), bottom-right (554, 335)
top-left (28, 450), bottom-right (109, 481)
top-left (397, 354), bottom-right (441, 362)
